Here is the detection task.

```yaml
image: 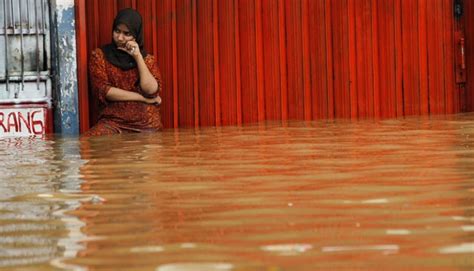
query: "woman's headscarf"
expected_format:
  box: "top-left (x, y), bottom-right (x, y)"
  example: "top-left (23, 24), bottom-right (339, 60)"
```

top-left (102, 8), bottom-right (148, 70)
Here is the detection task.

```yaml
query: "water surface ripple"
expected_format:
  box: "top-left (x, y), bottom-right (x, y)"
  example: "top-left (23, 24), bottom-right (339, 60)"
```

top-left (1, 115), bottom-right (474, 270)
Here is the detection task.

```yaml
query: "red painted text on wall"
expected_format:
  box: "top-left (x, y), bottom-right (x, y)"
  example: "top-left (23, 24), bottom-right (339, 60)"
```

top-left (0, 107), bottom-right (46, 136)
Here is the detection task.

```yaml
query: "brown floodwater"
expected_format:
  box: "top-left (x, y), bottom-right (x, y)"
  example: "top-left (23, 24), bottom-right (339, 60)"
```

top-left (0, 114), bottom-right (473, 271)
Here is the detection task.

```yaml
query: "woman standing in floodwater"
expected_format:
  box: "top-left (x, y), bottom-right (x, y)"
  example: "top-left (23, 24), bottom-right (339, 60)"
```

top-left (84, 8), bottom-right (162, 136)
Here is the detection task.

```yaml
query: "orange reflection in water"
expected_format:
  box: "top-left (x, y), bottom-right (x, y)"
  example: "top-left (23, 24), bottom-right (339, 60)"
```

top-left (68, 117), bottom-right (474, 270)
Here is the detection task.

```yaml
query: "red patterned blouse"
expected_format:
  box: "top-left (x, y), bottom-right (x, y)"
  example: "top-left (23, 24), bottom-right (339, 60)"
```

top-left (85, 48), bottom-right (163, 136)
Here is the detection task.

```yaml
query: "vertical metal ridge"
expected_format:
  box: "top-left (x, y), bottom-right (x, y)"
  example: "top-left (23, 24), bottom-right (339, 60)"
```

top-left (26, 0), bottom-right (30, 32)
top-left (302, 0), bottom-right (311, 121)
top-left (213, 0), bottom-right (221, 126)
top-left (192, 0), bottom-right (199, 127)
top-left (278, 0), bottom-right (288, 122)
top-left (34, 0), bottom-right (40, 90)
top-left (348, 0), bottom-right (358, 119)
top-left (372, 0), bottom-right (380, 118)
top-left (10, 0), bottom-right (14, 31)
top-left (3, 0), bottom-right (10, 92)
top-left (255, 0), bottom-right (264, 122)
top-left (325, 0), bottom-right (334, 119)
top-left (234, 0), bottom-right (242, 125)
top-left (19, 0), bottom-right (25, 95)
top-left (418, 0), bottom-right (428, 115)
top-left (40, 0), bottom-right (47, 71)
top-left (172, 0), bottom-right (178, 128)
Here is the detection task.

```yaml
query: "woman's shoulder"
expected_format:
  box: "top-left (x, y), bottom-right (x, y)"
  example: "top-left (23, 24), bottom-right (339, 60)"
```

top-left (91, 48), bottom-right (105, 58)
top-left (144, 54), bottom-right (157, 65)
top-left (89, 48), bottom-right (108, 71)
top-left (90, 48), bottom-right (109, 68)
top-left (144, 53), bottom-right (155, 60)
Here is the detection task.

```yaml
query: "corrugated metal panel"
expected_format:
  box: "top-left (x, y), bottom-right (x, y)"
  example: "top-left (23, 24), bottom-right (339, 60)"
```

top-left (77, 0), bottom-right (465, 130)
top-left (464, 0), bottom-right (474, 111)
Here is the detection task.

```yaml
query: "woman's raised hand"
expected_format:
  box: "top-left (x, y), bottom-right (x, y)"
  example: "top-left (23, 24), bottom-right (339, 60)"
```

top-left (118, 40), bottom-right (141, 58)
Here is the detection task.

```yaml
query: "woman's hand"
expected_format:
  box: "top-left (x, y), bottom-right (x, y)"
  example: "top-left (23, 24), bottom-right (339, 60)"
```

top-left (143, 95), bottom-right (162, 105)
top-left (118, 40), bottom-right (141, 58)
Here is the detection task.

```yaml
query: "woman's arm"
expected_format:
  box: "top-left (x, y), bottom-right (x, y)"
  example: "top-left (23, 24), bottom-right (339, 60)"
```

top-left (106, 87), bottom-right (161, 104)
top-left (136, 56), bottom-right (159, 95)
top-left (89, 49), bottom-right (113, 105)
top-left (90, 48), bottom-right (160, 104)
top-left (120, 41), bottom-right (159, 95)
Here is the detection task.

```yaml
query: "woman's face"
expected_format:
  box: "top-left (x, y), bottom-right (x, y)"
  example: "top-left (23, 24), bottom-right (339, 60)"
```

top-left (113, 23), bottom-right (134, 48)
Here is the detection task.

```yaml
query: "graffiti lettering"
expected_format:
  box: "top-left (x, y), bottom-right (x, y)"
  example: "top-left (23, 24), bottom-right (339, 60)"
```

top-left (0, 109), bottom-right (45, 135)
top-left (31, 111), bottom-right (45, 135)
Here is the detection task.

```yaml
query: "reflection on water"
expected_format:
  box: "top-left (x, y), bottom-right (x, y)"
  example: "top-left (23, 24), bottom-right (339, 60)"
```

top-left (1, 114), bottom-right (474, 270)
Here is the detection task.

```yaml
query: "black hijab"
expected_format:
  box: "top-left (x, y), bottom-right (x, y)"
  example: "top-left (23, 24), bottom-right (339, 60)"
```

top-left (102, 8), bottom-right (148, 70)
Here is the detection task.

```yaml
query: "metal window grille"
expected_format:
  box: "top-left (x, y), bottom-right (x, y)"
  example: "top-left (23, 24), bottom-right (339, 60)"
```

top-left (0, 0), bottom-right (51, 103)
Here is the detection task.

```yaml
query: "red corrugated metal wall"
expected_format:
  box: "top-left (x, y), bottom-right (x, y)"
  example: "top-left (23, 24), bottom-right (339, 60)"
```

top-left (465, 0), bottom-right (474, 112)
top-left (76, 0), bottom-right (466, 131)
